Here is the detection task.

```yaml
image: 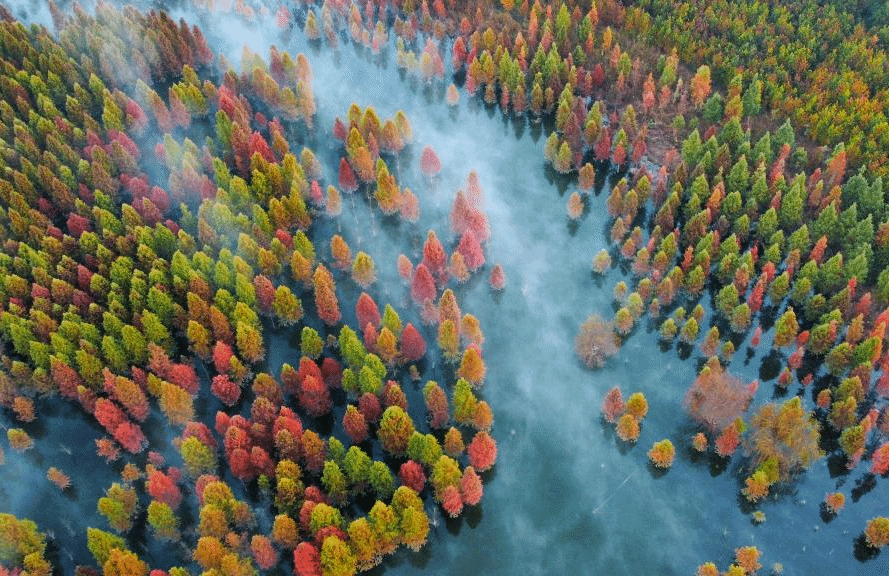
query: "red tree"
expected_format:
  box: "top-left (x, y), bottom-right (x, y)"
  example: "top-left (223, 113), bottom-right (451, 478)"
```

top-left (228, 447), bottom-right (256, 482)
top-left (94, 398), bottom-right (127, 433)
top-left (294, 542), bottom-right (322, 576)
top-left (338, 157), bottom-right (358, 193)
top-left (441, 485), bottom-right (463, 517)
top-left (423, 381), bottom-right (448, 428)
top-left (715, 421), bottom-right (741, 457)
top-left (251, 535), bottom-right (279, 570)
top-left (251, 446), bottom-right (276, 478)
top-left (871, 442), bottom-right (889, 475)
top-left (456, 230), bottom-right (485, 271)
top-left (411, 264), bottom-right (437, 304)
top-left (343, 405), bottom-right (369, 444)
top-left (399, 460), bottom-right (426, 493)
top-left (356, 292), bottom-right (381, 330)
top-left (113, 421), bottom-right (147, 454)
top-left (213, 341), bottom-right (233, 374)
top-left (467, 431), bottom-right (497, 471)
top-left (358, 392), bottom-right (382, 423)
top-left (321, 358), bottom-right (342, 389)
top-left (299, 375), bottom-right (332, 418)
top-left (419, 145), bottom-right (442, 177)
top-left (51, 357), bottom-right (84, 399)
top-left (489, 265), bottom-right (506, 290)
top-left (254, 275), bottom-right (276, 315)
top-left (401, 323), bottom-right (427, 362)
top-left (211, 374), bottom-right (241, 406)
top-left (167, 362), bottom-right (200, 395)
top-left (147, 468), bottom-right (182, 509)
top-left (601, 386), bottom-right (625, 423)
top-left (460, 466), bottom-right (483, 505)
top-left (422, 231), bottom-right (448, 287)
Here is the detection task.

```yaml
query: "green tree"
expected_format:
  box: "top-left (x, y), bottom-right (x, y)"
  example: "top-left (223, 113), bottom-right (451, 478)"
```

top-left (377, 406), bottom-right (415, 455)
top-left (300, 326), bottom-right (323, 359)
top-left (320, 535), bottom-right (356, 576)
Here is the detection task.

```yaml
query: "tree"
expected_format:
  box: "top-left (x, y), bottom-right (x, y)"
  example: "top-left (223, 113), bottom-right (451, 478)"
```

top-left (689, 65), bottom-right (711, 108)
top-left (683, 363), bottom-right (753, 433)
top-left (423, 380), bottom-right (449, 429)
top-left (648, 440), bottom-right (675, 468)
top-left (113, 421), bottom-right (148, 454)
top-left (456, 230), bottom-right (485, 271)
top-left (824, 492), bottom-right (846, 515)
top-left (411, 264), bottom-right (436, 304)
top-left (346, 518), bottom-right (377, 571)
top-left (300, 375), bottom-right (332, 418)
top-left (452, 377), bottom-right (479, 426)
top-left (746, 397), bottom-right (822, 482)
top-left (438, 320), bottom-right (460, 363)
top-left (147, 501), bottom-right (179, 541)
top-left (343, 405), bottom-right (368, 444)
top-left (338, 157), bottom-right (358, 193)
top-left (625, 392), bottom-right (648, 421)
top-left (422, 231), bottom-right (448, 288)
top-left (616, 413), bottom-right (640, 442)
top-left (601, 386), bottom-right (625, 423)
top-left (236, 321), bottom-right (265, 363)
top-left (399, 504), bottom-right (430, 552)
top-left (871, 442), bottom-right (889, 475)
top-left (456, 345), bottom-right (485, 387)
top-left (351, 252), bottom-right (376, 288)
top-left (489, 264), bottom-right (506, 290)
top-left (249, 534), bottom-right (278, 570)
top-left (419, 145), bottom-right (441, 177)
top-left (575, 314), bottom-right (618, 368)
top-left (322, 460), bottom-right (349, 505)
top-left (400, 323), bottom-right (426, 362)
top-left (313, 264), bottom-right (341, 325)
top-left (103, 547), bottom-right (148, 576)
top-left (399, 460), bottom-right (426, 493)
top-left (211, 374), bottom-right (241, 406)
top-left (272, 514), bottom-right (299, 550)
top-left (715, 421), bottom-right (741, 457)
top-left (301, 327), bottom-right (324, 359)
top-left (374, 162), bottom-right (401, 215)
top-left (147, 468), bottom-right (182, 510)
top-left (294, 542), bottom-right (322, 576)
top-left (273, 285), bottom-right (303, 326)
top-left (377, 406), bottom-right (415, 455)
top-left (773, 308), bottom-right (799, 348)
top-left (98, 483), bottom-right (139, 533)
top-left (865, 517), bottom-right (889, 549)
top-left (369, 460), bottom-right (395, 500)
top-left (467, 431), bottom-right (497, 471)
top-left (355, 293), bottom-right (381, 331)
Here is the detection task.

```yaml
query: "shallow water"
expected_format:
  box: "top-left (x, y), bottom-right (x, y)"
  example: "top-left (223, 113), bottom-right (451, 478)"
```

top-left (0, 4), bottom-right (887, 575)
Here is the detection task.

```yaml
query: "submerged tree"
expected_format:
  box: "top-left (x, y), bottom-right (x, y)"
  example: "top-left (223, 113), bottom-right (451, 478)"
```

top-left (745, 397), bottom-right (822, 483)
top-left (575, 314), bottom-right (619, 369)
top-left (683, 363), bottom-right (754, 433)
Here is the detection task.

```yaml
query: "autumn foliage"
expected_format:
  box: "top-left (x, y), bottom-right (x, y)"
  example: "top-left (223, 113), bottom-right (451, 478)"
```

top-left (683, 364), bottom-right (753, 433)
top-left (576, 314), bottom-right (619, 369)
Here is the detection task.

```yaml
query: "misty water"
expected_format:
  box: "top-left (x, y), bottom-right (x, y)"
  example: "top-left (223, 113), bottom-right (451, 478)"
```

top-left (0, 3), bottom-right (886, 575)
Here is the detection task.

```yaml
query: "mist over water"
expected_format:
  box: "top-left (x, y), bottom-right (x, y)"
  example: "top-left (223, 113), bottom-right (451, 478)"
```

top-left (0, 2), bottom-right (886, 574)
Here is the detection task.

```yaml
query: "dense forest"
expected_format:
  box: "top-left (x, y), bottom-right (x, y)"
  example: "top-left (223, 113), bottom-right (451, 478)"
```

top-left (0, 0), bottom-right (887, 574)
